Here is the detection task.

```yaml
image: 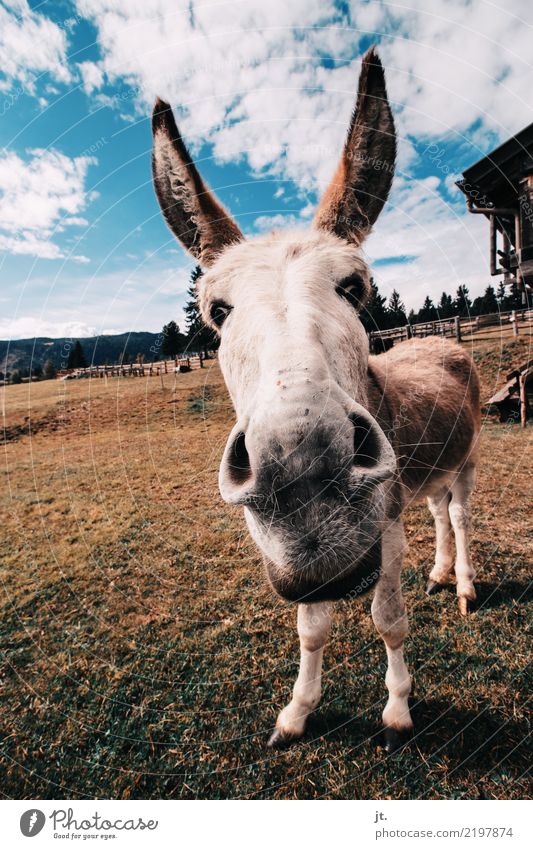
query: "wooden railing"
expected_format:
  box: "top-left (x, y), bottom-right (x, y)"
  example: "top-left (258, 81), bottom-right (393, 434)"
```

top-left (59, 353), bottom-right (213, 380)
top-left (56, 309), bottom-right (533, 377)
top-left (369, 309), bottom-right (533, 352)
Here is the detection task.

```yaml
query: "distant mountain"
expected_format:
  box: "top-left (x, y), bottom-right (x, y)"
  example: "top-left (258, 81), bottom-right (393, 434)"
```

top-left (0, 332), bottom-right (165, 376)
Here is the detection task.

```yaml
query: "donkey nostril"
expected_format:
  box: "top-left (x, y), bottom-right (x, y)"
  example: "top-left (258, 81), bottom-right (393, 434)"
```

top-left (227, 431), bottom-right (252, 485)
top-left (349, 414), bottom-right (380, 468)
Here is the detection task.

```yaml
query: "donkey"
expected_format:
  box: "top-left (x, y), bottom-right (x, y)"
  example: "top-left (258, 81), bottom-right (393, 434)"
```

top-left (151, 47), bottom-right (480, 752)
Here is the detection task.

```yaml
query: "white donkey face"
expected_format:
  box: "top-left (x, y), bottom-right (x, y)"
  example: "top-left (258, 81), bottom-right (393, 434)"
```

top-left (197, 229), bottom-right (371, 417)
top-left (152, 47), bottom-right (397, 602)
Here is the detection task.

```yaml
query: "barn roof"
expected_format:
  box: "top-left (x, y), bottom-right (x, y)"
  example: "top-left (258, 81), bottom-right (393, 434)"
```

top-left (457, 122), bottom-right (533, 208)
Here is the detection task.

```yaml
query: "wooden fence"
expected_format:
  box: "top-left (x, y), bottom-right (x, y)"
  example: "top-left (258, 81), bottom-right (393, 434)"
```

top-left (369, 308), bottom-right (533, 353)
top-left (57, 309), bottom-right (533, 377)
top-left (59, 354), bottom-right (210, 380)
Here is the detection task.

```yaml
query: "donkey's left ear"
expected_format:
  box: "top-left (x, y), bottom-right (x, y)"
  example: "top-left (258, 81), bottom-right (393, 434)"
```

top-left (152, 98), bottom-right (243, 267)
top-left (313, 47), bottom-right (396, 244)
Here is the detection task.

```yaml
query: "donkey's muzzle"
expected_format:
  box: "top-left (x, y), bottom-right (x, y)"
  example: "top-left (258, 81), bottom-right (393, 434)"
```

top-left (218, 401), bottom-right (395, 602)
top-left (263, 537), bottom-right (383, 603)
top-left (218, 401), bottom-right (396, 507)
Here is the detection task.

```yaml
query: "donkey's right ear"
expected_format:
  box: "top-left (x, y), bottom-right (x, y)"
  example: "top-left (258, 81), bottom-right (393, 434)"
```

top-left (152, 98), bottom-right (243, 267)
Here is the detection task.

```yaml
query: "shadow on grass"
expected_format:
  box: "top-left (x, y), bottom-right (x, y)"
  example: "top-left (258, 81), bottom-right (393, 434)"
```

top-left (410, 698), bottom-right (531, 774)
top-left (303, 699), bottom-right (530, 778)
top-left (305, 709), bottom-right (376, 746)
top-left (473, 578), bottom-right (533, 611)
top-left (416, 576), bottom-right (532, 612)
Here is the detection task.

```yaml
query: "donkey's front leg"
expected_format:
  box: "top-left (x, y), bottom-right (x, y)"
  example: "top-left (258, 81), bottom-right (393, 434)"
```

top-left (371, 520), bottom-right (413, 753)
top-left (268, 601), bottom-right (333, 748)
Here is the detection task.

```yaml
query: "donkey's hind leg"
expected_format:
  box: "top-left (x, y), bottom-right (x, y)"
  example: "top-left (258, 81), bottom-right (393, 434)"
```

top-left (426, 485), bottom-right (454, 595)
top-left (449, 463), bottom-right (477, 615)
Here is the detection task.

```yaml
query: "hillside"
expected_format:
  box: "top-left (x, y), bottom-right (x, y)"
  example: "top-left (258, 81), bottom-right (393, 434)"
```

top-left (0, 336), bottom-right (530, 799)
top-left (0, 331), bottom-right (162, 375)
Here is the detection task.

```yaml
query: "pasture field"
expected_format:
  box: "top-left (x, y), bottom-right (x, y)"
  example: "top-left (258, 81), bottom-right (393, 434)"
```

top-left (1, 337), bottom-right (531, 800)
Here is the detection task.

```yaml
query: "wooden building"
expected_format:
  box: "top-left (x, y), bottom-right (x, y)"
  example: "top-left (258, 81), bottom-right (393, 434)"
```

top-left (457, 122), bottom-right (533, 303)
top-left (487, 359), bottom-right (533, 427)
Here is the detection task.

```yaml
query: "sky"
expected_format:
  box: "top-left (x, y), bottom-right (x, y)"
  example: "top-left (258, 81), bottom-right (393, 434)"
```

top-left (1, 0), bottom-right (532, 339)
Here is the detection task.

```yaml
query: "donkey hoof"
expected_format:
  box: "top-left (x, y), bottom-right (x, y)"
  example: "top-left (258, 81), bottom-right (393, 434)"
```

top-left (267, 728), bottom-right (296, 749)
top-left (458, 596), bottom-right (470, 616)
top-left (426, 580), bottom-right (445, 596)
top-left (383, 726), bottom-right (413, 754)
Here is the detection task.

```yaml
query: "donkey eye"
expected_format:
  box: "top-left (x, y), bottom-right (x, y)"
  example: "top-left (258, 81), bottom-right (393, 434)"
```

top-left (210, 300), bottom-right (232, 328)
top-left (335, 273), bottom-right (364, 309)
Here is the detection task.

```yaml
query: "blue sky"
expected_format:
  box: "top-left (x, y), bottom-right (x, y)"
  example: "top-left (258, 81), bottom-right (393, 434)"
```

top-left (1, 0), bottom-right (532, 339)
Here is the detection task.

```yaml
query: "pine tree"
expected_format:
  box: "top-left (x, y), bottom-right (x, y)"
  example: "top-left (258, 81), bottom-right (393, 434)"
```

top-left (387, 289), bottom-right (407, 326)
top-left (184, 265), bottom-right (218, 357)
top-left (454, 285), bottom-right (472, 317)
top-left (471, 296), bottom-right (483, 317)
top-left (480, 284), bottom-right (498, 315)
top-left (418, 296), bottom-right (438, 322)
top-left (496, 280), bottom-right (507, 307)
top-left (67, 340), bottom-right (87, 369)
top-left (360, 277), bottom-right (389, 332)
top-left (161, 320), bottom-right (183, 357)
top-left (437, 291), bottom-right (454, 319)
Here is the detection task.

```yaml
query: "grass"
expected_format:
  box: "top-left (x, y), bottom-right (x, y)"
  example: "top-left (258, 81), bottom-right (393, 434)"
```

top-left (0, 339), bottom-right (531, 800)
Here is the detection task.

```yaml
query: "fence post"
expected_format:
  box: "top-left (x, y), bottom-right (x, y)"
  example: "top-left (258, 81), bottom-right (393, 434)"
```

top-left (199, 352), bottom-right (204, 368)
top-left (510, 311), bottom-right (519, 336)
top-left (454, 315), bottom-right (462, 342)
top-left (519, 372), bottom-right (528, 428)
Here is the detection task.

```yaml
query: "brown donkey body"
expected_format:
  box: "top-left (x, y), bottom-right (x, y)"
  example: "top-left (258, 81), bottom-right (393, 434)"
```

top-left (151, 48), bottom-right (480, 752)
top-left (368, 336), bottom-right (480, 504)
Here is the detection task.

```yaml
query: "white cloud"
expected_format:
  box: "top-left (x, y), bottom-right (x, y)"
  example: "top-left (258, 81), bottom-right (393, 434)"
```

top-left (69, 0), bottom-right (533, 307)
top-left (0, 0), bottom-right (71, 93)
top-left (2, 257), bottom-right (193, 340)
top-left (78, 61), bottom-right (105, 94)
top-left (253, 213), bottom-right (299, 231)
top-left (378, 0), bottom-right (533, 141)
top-left (366, 175), bottom-right (489, 310)
top-left (75, 0), bottom-right (351, 189)
top-left (3, 0), bottom-right (528, 316)
top-left (0, 316), bottom-right (98, 339)
top-left (0, 148), bottom-right (96, 261)
top-left (74, 0), bottom-right (533, 182)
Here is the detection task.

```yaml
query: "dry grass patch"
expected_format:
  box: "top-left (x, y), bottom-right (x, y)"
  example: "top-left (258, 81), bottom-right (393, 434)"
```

top-left (1, 344), bottom-right (531, 799)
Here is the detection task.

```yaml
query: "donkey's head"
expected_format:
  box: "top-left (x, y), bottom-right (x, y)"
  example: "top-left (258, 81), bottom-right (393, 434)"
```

top-left (152, 48), bottom-right (397, 602)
